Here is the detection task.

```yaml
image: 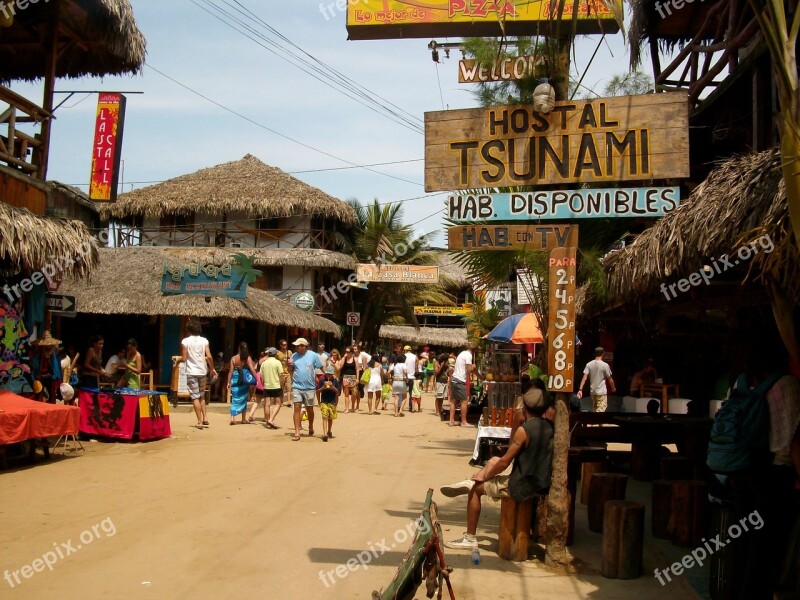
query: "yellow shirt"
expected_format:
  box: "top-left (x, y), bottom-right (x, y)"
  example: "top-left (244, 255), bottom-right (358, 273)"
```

top-left (260, 357), bottom-right (283, 390)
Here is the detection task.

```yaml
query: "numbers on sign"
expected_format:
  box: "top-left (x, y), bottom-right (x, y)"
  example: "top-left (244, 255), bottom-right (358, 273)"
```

top-left (555, 309), bottom-right (568, 329)
top-left (556, 288), bottom-right (567, 303)
top-left (554, 350), bottom-right (566, 371)
top-left (553, 332), bottom-right (565, 349)
top-left (548, 374), bottom-right (565, 389)
top-left (557, 269), bottom-right (568, 285)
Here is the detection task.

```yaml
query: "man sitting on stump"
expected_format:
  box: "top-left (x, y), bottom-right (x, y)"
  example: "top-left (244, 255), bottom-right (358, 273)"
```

top-left (440, 388), bottom-right (554, 549)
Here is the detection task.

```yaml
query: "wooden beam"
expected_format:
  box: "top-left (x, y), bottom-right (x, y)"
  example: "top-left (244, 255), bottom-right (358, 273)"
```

top-left (37, 0), bottom-right (60, 181)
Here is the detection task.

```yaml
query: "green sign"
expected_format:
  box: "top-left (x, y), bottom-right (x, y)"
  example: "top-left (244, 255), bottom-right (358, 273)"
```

top-left (293, 292), bottom-right (315, 312)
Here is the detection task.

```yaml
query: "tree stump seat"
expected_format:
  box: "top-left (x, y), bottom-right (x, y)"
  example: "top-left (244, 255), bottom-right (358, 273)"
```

top-left (601, 500), bottom-right (645, 579)
top-left (498, 496), bottom-right (534, 561)
top-left (587, 473), bottom-right (628, 533)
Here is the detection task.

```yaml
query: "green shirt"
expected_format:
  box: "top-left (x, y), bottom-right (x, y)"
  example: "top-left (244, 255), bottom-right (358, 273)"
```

top-left (260, 356), bottom-right (283, 390)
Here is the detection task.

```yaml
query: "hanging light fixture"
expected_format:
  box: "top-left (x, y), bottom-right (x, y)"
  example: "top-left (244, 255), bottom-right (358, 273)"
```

top-left (533, 78), bottom-right (556, 114)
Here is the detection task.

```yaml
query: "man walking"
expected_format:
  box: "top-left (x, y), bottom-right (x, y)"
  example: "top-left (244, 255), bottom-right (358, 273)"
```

top-left (181, 320), bottom-right (218, 429)
top-left (576, 346), bottom-right (615, 412)
top-left (260, 347), bottom-right (284, 429)
top-left (449, 342), bottom-right (478, 427)
top-left (276, 339), bottom-right (291, 407)
top-left (403, 345), bottom-right (418, 412)
top-left (289, 337), bottom-right (323, 441)
top-left (440, 388), bottom-right (554, 549)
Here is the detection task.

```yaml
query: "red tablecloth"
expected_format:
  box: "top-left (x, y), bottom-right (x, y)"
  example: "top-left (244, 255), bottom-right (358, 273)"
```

top-left (0, 390), bottom-right (80, 445)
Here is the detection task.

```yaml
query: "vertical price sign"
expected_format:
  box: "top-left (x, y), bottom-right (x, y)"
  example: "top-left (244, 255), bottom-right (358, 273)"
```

top-left (547, 246), bottom-right (577, 392)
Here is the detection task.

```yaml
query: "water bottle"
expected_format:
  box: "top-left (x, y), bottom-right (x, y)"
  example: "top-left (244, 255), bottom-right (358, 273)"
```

top-left (471, 548), bottom-right (480, 565)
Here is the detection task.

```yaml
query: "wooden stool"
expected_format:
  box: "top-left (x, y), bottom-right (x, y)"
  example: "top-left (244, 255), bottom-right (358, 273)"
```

top-left (498, 497), bottom-right (534, 561)
top-left (651, 479), bottom-right (673, 539)
top-left (601, 500), bottom-right (645, 579)
top-left (581, 461), bottom-right (606, 504)
top-left (660, 456), bottom-right (692, 481)
top-left (588, 473), bottom-right (628, 533)
top-left (668, 480), bottom-right (707, 547)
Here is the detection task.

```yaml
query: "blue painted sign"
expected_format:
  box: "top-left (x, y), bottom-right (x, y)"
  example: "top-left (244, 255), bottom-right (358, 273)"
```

top-left (161, 263), bottom-right (249, 298)
top-left (447, 187), bottom-right (680, 222)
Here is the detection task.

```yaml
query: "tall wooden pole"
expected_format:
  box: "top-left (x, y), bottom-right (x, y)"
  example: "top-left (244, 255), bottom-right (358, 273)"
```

top-left (37, 0), bottom-right (59, 181)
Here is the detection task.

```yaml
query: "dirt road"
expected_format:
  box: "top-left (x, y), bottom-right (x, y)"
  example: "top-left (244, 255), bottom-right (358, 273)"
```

top-left (0, 396), bottom-right (700, 599)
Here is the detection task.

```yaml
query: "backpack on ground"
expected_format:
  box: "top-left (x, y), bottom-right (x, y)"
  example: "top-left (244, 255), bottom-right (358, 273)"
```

top-left (706, 372), bottom-right (782, 473)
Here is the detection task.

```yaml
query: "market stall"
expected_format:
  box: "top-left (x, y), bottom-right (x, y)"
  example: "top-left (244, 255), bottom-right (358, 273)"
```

top-left (0, 390), bottom-right (79, 445)
top-left (78, 388), bottom-right (171, 441)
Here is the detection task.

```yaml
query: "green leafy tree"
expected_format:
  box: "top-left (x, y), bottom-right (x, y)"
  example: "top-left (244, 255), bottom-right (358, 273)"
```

top-left (338, 200), bottom-right (453, 349)
top-left (602, 69), bottom-right (653, 96)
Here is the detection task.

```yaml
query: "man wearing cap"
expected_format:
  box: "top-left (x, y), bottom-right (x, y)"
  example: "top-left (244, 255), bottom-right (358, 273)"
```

top-left (289, 338), bottom-right (323, 441)
top-left (576, 347), bottom-right (615, 412)
top-left (259, 347), bottom-right (284, 429)
top-left (440, 388), bottom-right (554, 549)
top-left (403, 345), bottom-right (418, 410)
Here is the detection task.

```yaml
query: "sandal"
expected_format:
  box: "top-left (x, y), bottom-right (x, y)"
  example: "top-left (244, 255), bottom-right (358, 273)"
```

top-left (202, 421), bottom-right (209, 426)
top-left (291, 435), bottom-right (300, 441)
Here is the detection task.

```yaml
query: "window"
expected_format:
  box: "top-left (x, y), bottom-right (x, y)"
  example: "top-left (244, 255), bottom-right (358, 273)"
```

top-left (256, 267), bottom-right (283, 291)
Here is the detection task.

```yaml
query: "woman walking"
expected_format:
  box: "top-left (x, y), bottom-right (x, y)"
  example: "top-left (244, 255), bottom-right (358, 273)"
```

top-left (227, 342), bottom-right (258, 425)
top-left (364, 353), bottom-right (384, 415)
top-left (424, 352), bottom-right (436, 392)
top-left (337, 346), bottom-right (360, 413)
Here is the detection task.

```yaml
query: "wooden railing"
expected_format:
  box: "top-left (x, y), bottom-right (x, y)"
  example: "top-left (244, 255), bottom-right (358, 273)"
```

top-left (0, 86), bottom-right (49, 179)
top-left (650, 0), bottom-right (759, 106)
top-left (112, 226), bottom-right (336, 250)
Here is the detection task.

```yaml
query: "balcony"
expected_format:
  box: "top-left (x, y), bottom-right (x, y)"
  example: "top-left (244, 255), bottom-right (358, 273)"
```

top-left (0, 86), bottom-right (49, 179)
top-left (112, 225), bottom-right (337, 250)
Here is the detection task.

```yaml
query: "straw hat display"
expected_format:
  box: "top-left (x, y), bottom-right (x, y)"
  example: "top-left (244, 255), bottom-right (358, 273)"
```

top-left (33, 330), bottom-right (62, 347)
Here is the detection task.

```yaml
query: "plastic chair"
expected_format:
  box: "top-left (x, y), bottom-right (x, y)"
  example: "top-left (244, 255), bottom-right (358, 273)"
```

top-left (668, 398), bottom-right (691, 414)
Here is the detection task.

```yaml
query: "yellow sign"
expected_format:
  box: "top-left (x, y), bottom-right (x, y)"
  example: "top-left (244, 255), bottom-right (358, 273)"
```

top-left (425, 93), bottom-right (690, 192)
top-left (414, 305), bottom-right (472, 316)
top-left (357, 264), bottom-right (440, 284)
top-left (347, 0), bottom-right (618, 40)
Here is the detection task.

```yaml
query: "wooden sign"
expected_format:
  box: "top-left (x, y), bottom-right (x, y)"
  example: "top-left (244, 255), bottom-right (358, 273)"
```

top-left (447, 188), bottom-right (681, 221)
top-left (89, 92), bottom-right (126, 201)
top-left (356, 264), bottom-right (440, 283)
top-left (547, 246), bottom-right (577, 392)
top-left (458, 55), bottom-right (542, 84)
top-left (347, 0), bottom-right (618, 40)
top-left (447, 224), bottom-right (578, 251)
top-left (425, 93), bottom-right (689, 192)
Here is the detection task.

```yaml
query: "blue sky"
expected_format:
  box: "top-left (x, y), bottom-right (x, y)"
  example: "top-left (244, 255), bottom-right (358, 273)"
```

top-left (11, 0), bottom-right (631, 246)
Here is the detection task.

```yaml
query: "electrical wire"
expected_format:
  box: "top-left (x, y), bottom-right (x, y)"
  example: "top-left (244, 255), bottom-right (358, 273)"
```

top-left (144, 62), bottom-right (423, 187)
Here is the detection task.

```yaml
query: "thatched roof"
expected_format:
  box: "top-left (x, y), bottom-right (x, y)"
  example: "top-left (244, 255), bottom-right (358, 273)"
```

top-left (100, 155), bottom-right (357, 225)
top-left (604, 148), bottom-right (798, 302)
top-left (0, 202), bottom-right (98, 278)
top-left (131, 247), bottom-right (356, 271)
top-left (434, 251), bottom-right (469, 286)
top-left (59, 247), bottom-right (341, 334)
top-left (48, 181), bottom-right (100, 214)
top-left (379, 325), bottom-right (468, 349)
top-left (0, 0), bottom-right (146, 81)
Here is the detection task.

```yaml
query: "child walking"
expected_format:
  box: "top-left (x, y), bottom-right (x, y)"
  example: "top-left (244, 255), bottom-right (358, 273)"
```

top-left (411, 372), bottom-right (424, 412)
top-left (317, 365), bottom-right (340, 441)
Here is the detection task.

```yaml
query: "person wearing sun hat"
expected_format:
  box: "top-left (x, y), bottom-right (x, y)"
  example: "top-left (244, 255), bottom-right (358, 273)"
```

top-left (32, 330), bottom-right (62, 403)
top-left (289, 337), bottom-right (323, 441)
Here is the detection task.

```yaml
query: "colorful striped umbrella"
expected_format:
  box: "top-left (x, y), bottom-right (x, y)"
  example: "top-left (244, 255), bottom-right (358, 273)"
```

top-left (486, 313), bottom-right (544, 344)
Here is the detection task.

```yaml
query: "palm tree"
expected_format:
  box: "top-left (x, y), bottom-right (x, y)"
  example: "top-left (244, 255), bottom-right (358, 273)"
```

top-left (339, 200), bottom-right (453, 349)
top-left (747, 0), bottom-right (800, 250)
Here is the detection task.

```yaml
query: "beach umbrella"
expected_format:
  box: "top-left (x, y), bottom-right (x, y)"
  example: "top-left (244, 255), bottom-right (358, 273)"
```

top-left (486, 313), bottom-right (544, 344)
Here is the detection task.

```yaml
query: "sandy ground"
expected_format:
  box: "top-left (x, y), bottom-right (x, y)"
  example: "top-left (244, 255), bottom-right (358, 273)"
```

top-left (0, 393), bottom-right (703, 600)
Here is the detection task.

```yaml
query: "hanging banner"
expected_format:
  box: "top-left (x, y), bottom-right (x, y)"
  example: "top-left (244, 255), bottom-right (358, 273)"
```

top-left (356, 264), bottom-right (440, 283)
top-left (89, 93), bottom-right (126, 202)
top-left (347, 0), bottom-right (619, 40)
top-left (447, 187), bottom-right (681, 221)
top-left (547, 247), bottom-right (577, 392)
top-left (447, 223), bottom-right (578, 251)
top-left (414, 304), bottom-right (472, 317)
top-left (425, 93), bottom-right (690, 192)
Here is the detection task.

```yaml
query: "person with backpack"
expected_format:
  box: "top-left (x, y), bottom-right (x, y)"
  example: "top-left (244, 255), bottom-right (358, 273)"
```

top-left (707, 348), bottom-right (800, 600)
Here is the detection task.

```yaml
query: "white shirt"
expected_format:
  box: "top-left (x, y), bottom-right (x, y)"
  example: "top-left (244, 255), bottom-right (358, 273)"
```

top-left (452, 350), bottom-right (472, 383)
top-left (392, 362), bottom-right (408, 381)
top-left (182, 335), bottom-right (209, 376)
top-left (404, 352), bottom-right (417, 380)
top-left (583, 359), bottom-right (612, 394)
top-left (359, 351), bottom-right (371, 369)
top-left (104, 355), bottom-right (121, 377)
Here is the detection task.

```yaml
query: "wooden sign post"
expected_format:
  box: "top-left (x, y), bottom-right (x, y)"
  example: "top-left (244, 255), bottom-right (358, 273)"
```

top-left (448, 224), bottom-right (578, 251)
top-left (547, 247), bottom-right (577, 392)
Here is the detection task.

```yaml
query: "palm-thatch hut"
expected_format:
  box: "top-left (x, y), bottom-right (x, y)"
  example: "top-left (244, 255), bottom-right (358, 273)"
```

top-left (0, 0), bottom-right (146, 81)
top-left (101, 154), bottom-right (356, 225)
top-left (587, 148), bottom-right (799, 407)
top-left (57, 247), bottom-right (341, 386)
top-left (379, 325), bottom-right (468, 350)
top-left (0, 203), bottom-right (99, 279)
